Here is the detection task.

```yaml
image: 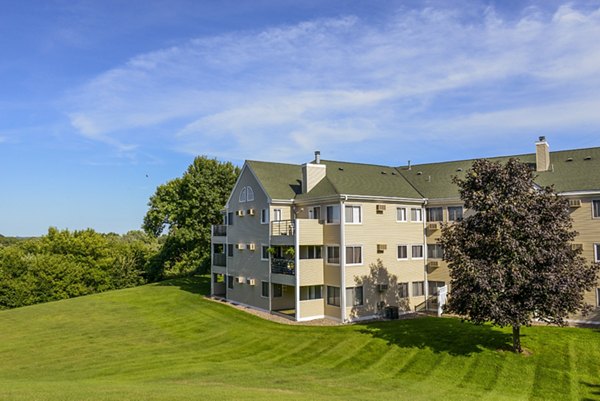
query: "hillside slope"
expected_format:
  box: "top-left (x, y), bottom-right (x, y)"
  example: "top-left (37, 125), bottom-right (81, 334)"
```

top-left (0, 276), bottom-right (598, 401)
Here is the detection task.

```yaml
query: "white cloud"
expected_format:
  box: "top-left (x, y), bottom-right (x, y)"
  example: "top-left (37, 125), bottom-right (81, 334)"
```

top-left (65, 3), bottom-right (600, 163)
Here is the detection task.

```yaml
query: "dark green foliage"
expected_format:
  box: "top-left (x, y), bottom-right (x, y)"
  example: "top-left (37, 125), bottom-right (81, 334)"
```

top-left (0, 228), bottom-right (159, 309)
top-left (440, 158), bottom-right (600, 352)
top-left (143, 156), bottom-right (239, 280)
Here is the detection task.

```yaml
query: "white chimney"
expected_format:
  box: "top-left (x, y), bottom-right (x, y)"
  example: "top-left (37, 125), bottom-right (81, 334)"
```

top-left (536, 136), bottom-right (550, 172)
top-left (302, 151), bottom-right (326, 193)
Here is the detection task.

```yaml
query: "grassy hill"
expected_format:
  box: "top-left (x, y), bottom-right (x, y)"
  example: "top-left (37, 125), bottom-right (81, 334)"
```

top-left (0, 276), bottom-right (598, 401)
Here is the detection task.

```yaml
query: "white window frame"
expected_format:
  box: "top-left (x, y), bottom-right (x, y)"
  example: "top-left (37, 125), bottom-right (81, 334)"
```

top-left (594, 243), bottom-right (600, 263)
top-left (447, 206), bottom-right (463, 222)
top-left (411, 244), bottom-right (424, 260)
top-left (260, 209), bottom-right (269, 224)
top-left (396, 207), bottom-right (407, 222)
top-left (273, 208), bottom-right (282, 222)
top-left (410, 207), bottom-right (423, 223)
top-left (426, 207), bottom-right (444, 222)
top-left (597, 288), bottom-right (600, 307)
top-left (344, 205), bottom-right (362, 224)
top-left (593, 200), bottom-right (600, 219)
top-left (325, 205), bottom-right (341, 225)
top-left (308, 206), bottom-right (321, 220)
top-left (261, 244), bottom-right (269, 261)
top-left (345, 286), bottom-right (364, 307)
top-left (412, 281), bottom-right (425, 297)
top-left (239, 187), bottom-right (247, 203)
top-left (325, 245), bottom-right (340, 265)
top-left (246, 186), bottom-right (254, 201)
top-left (345, 245), bottom-right (363, 266)
top-left (327, 286), bottom-right (340, 306)
top-left (398, 282), bottom-right (409, 298)
top-left (427, 243), bottom-right (444, 259)
top-left (397, 244), bottom-right (408, 260)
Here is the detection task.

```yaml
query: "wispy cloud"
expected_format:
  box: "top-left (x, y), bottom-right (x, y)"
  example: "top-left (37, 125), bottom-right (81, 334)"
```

top-left (65, 3), bottom-right (600, 163)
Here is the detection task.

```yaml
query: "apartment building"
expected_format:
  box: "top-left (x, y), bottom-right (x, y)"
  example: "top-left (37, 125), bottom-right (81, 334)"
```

top-left (211, 138), bottom-right (600, 323)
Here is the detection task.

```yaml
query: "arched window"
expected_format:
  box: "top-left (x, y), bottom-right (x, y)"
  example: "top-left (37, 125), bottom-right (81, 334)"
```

top-left (239, 187), bottom-right (247, 203)
top-left (246, 186), bottom-right (254, 201)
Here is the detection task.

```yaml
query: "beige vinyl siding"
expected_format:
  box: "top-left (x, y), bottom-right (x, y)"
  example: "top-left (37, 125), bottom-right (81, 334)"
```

top-left (299, 259), bottom-right (324, 286)
top-left (298, 219), bottom-right (324, 245)
top-left (299, 299), bottom-right (325, 319)
top-left (270, 285), bottom-right (295, 311)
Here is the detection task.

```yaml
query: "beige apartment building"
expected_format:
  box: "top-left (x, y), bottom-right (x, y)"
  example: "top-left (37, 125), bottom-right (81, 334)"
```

top-left (211, 138), bottom-right (600, 323)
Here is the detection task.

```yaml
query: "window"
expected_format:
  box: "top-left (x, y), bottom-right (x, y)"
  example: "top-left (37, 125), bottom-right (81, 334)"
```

top-left (273, 284), bottom-right (283, 298)
top-left (227, 212), bottom-right (234, 226)
top-left (346, 246), bottom-right (362, 265)
top-left (300, 285), bottom-right (323, 300)
top-left (594, 200), bottom-right (600, 218)
top-left (412, 245), bottom-right (424, 259)
top-left (448, 206), bottom-right (463, 221)
top-left (426, 207), bottom-right (443, 222)
top-left (246, 186), bottom-right (254, 201)
top-left (227, 244), bottom-right (234, 257)
top-left (273, 208), bottom-right (282, 221)
top-left (239, 187), bottom-right (247, 203)
top-left (397, 207), bottom-right (407, 222)
top-left (261, 281), bottom-right (269, 297)
top-left (345, 205), bottom-right (362, 224)
top-left (397, 245), bottom-right (408, 260)
top-left (326, 205), bottom-right (340, 224)
top-left (309, 206), bottom-right (321, 220)
top-left (326, 246), bottom-right (340, 264)
top-left (327, 286), bottom-right (340, 306)
top-left (299, 245), bottom-right (322, 259)
top-left (411, 208), bottom-right (422, 222)
top-left (428, 281), bottom-right (445, 296)
top-left (412, 281), bottom-right (424, 296)
top-left (227, 275), bottom-right (234, 289)
top-left (398, 282), bottom-right (409, 298)
top-left (261, 209), bottom-right (269, 224)
top-left (597, 288), bottom-right (600, 307)
top-left (345, 286), bottom-right (364, 307)
top-left (427, 244), bottom-right (444, 259)
top-left (595, 244), bottom-right (600, 262)
top-left (261, 245), bottom-right (269, 261)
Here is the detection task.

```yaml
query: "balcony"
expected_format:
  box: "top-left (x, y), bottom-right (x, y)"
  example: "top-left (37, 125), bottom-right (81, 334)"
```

top-left (212, 225), bottom-right (227, 236)
top-left (271, 258), bottom-right (295, 275)
top-left (271, 220), bottom-right (295, 236)
top-left (213, 253), bottom-right (226, 267)
top-left (270, 219), bottom-right (324, 246)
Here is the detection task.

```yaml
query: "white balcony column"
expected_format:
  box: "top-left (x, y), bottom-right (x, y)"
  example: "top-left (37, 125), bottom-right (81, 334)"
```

top-left (295, 218), bottom-right (300, 321)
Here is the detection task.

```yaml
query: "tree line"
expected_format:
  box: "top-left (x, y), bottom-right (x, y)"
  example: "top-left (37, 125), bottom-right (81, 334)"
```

top-left (0, 156), bottom-right (239, 310)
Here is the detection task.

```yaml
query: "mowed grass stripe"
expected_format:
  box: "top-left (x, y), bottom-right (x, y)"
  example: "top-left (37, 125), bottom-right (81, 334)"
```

top-left (1, 275), bottom-right (599, 401)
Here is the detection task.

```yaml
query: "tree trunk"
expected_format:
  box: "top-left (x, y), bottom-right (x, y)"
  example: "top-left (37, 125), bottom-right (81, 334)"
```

top-left (512, 325), bottom-right (522, 353)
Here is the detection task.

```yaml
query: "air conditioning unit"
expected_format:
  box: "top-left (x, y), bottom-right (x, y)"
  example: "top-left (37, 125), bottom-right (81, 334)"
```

top-left (377, 244), bottom-right (387, 253)
top-left (571, 243), bottom-right (584, 251)
top-left (247, 243), bottom-right (256, 251)
top-left (236, 210), bottom-right (245, 217)
top-left (376, 204), bottom-right (386, 213)
top-left (377, 284), bottom-right (388, 292)
top-left (427, 223), bottom-right (439, 231)
top-left (247, 278), bottom-right (256, 286)
top-left (428, 261), bottom-right (440, 269)
top-left (235, 243), bottom-right (245, 250)
top-left (236, 276), bottom-right (245, 283)
top-left (568, 199), bottom-right (582, 208)
top-left (247, 208), bottom-right (255, 216)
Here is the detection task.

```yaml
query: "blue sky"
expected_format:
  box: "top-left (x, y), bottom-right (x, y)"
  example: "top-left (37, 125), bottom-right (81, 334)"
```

top-left (2, 0), bottom-right (600, 236)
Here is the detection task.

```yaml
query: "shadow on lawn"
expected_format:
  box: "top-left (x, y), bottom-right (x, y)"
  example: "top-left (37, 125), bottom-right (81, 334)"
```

top-left (156, 275), bottom-right (210, 296)
top-left (357, 317), bottom-right (513, 356)
top-left (581, 381), bottom-right (600, 400)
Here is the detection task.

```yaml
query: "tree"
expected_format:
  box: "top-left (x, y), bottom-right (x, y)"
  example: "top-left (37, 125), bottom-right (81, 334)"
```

top-left (143, 156), bottom-right (239, 280)
top-left (440, 158), bottom-right (599, 353)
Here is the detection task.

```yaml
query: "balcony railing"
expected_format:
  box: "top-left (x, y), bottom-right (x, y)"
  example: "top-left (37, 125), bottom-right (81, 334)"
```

top-left (213, 253), bottom-right (226, 267)
top-left (271, 220), bottom-right (295, 236)
top-left (212, 225), bottom-right (227, 236)
top-left (271, 258), bottom-right (295, 275)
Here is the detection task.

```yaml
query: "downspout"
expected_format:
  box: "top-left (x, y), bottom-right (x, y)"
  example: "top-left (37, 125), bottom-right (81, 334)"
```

top-left (295, 218), bottom-right (300, 321)
top-left (268, 206), bottom-right (272, 313)
top-left (340, 196), bottom-right (347, 322)
top-left (422, 199), bottom-right (428, 311)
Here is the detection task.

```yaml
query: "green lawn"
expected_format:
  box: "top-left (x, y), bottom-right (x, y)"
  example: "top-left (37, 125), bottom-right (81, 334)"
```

top-left (0, 276), bottom-right (599, 401)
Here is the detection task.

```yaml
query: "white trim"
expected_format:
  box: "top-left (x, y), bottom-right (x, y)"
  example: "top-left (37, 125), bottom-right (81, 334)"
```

top-left (594, 243), bottom-right (600, 263)
top-left (592, 199), bottom-right (600, 219)
top-left (345, 245), bottom-right (364, 266)
top-left (296, 314), bottom-right (327, 322)
top-left (344, 205), bottom-right (362, 224)
top-left (325, 204), bottom-right (341, 225)
top-left (295, 219), bottom-right (300, 321)
top-left (239, 187), bottom-right (247, 203)
top-left (447, 205), bottom-right (464, 222)
top-left (559, 190), bottom-right (600, 196)
top-left (325, 244), bottom-right (341, 265)
top-left (566, 318), bottom-right (600, 326)
top-left (272, 208), bottom-right (283, 222)
top-left (260, 244), bottom-right (269, 261)
top-left (410, 207), bottom-right (423, 223)
top-left (396, 207), bottom-right (407, 223)
top-left (396, 244), bottom-right (409, 260)
top-left (260, 208), bottom-right (269, 224)
top-left (340, 194), bottom-right (425, 203)
top-left (246, 186), bottom-right (254, 202)
top-left (411, 244), bottom-right (424, 259)
top-left (340, 198), bottom-right (347, 322)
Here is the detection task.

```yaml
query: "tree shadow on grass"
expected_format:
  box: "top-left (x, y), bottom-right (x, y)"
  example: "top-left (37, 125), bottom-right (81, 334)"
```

top-left (357, 317), bottom-right (513, 356)
top-left (580, 381), bottom-right (600, 401)
top-left (156, 275), bottom-right (210, 296)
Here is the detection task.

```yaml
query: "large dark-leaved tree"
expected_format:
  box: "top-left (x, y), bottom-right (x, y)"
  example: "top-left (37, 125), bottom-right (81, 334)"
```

top-left (440, 158), bottom-right (599, 353)
top-left (143, 156), bottom-right (239, 280)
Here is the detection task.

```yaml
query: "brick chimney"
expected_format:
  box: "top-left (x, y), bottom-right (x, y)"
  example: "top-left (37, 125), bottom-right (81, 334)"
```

top-left (302, 151), bottom-right (326, 193)
top-left (536, 136), bottom-right (550, 172)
